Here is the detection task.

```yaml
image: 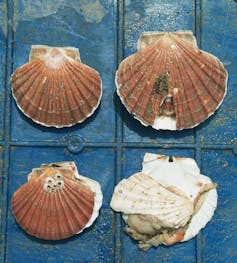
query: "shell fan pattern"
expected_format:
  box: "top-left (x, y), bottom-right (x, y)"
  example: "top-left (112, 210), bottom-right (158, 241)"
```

top-left (12, 162), bottom-right (103, 240)
top-left (11, 45), bottom-right (102, 128)
top-left (116, 31), bottom-right (227, 130)
top-left (110, 153), bottom-right (217, 250)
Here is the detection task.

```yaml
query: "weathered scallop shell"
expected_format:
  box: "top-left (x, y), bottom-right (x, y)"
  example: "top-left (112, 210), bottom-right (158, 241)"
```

top-left (11, 45), bottom-right (102, 128)
top-left (111, 172), bottom-right (193, 229)
top-left (142, 153), bottom-right (217, 242)
top-left (12, 162), bottom-right (102, 240)
top-left (116, 31), bottom-right (227, 130)
top-left (110, 153), bottom-right (217, 250)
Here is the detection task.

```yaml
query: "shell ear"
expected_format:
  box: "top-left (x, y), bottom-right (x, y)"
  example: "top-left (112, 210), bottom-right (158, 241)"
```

top-left (63, 47), bottom-right (81, 61)
top-left (29, 45), bottom-right (49, 61)
top-left (137, 30), bottom-right (197, 50)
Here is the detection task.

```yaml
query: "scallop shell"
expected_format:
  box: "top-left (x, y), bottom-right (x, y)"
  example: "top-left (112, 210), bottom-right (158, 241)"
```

top-left (142, 153), bottom-right (217, 242)
top-left (110, 153), bottom-right (217, 249)
top-left (12, 162), bottom-right (102, 240)
top-left (11, 45), bottom-right (102, 128)
top-left (116, 31), bottom-right (227, 130)
top-left (110, 172), bottom-right (194, 229)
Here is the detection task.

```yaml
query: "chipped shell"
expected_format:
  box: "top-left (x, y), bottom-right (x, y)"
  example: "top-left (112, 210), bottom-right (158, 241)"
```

top-left (11, 45), bottom-right (102, 128)
top-left (110, 153), bottom-right (217, 250)
top-left (116, 31), bottom-right (227, 130)
top-left (11, 162), bottom-right (102, 240)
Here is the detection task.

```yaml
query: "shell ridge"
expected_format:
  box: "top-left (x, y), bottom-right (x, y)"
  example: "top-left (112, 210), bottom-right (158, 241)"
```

top-left (34, 188), bottom-right (52, 239)
top-left (62, 77), bottom-right (85, 122)
top-left (56, 65), bottom-right (78, 125)
top-left (66, 61), bottom-right (101, 99)
top-left (11, 60), bottom-right (40, 77)
top-left (35, 70), bottom-right (55, 124)
top-left (60, 66), bottom-right (86, 113)
top-left (62, 63), bottom-right (93, 118)
top-left (41, 68), bottom-right (58, 125)
top-left (19, 66), bottom-right (51, 124)
top-left (171, 44), bottom-right (225, 128)
top-left (52, 67), bottom-right (66, 125)
top-left (18, 192), bottom-right (45, 235)
top-left (44, 193), bottom-right (57, 239)
top-left (12, 179), bottom-right (43, 215)
top-left (169, 52), bottom-right (193, 129)
top-left (50, 191), bottom-right (67, 240)
top-left (152, 50), bottom-right (169, 117)
top-left (117, 48), bottom-right (159, 99)
top-left (52, 191), bottom-right (71, 239)
top-left (176, 39), bottom-right (226, 97)
top-left (56, 187), bottom-right (81, 237)
top-left (70, 61), bottom-right (101, 87)
top-left (171, 49), bottom-right (201, 128)
top-left (11, 62), bottom-right (47, 109)
top-left (22, 63), bottom-right (55, 120)
top-left (44, 191), bottom-right (54, 239)
top-left (55, 189), bottom-right (79, 239)
top-left (63, 180), bottom-right (94, 228)
top-left (12, 182), bottom-right (45, 235)
top-left (133, 48), bottom-right (167, 122)
top-left (64, 179), bottom-right (94, 214)
top-left (122, 49), bottom-right (159, 99)
top-left (179, 46), bottom-right (223, 94)
top-left (118, 45), bottom-right (157, 84)
top-left (64, 62), bottom-right (100, 115)
top-left (175, 37), bottom-right (225, 76)
top-left (11, 61), bottom-right (45, 93)
top-left (38, 72), bottom-right (55, 125)
top-left (30, 187), bottom-right (54, 238)
top-left (180, 48), bottom-right (222, 106)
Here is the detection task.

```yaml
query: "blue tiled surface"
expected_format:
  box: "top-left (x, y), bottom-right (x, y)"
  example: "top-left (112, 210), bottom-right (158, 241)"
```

top-left (0, 1), bottom-right (237, 262)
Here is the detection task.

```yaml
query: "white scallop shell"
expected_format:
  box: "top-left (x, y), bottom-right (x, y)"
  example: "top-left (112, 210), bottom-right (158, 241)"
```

top-left (142, 153), bottom-right (217, 241)
top-left (110, 153), bottom-right (217, 249)
top-left (110, 172), bottom-right (193, 229)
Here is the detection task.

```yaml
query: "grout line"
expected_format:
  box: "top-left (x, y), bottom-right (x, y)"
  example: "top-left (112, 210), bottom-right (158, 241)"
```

top-left (194, 0), bottom-right (202, 48)
top-left (0, 11), bottom-right (8, 263)
top-left (114, 0), bottom-right (125, 262)
top-left (194, 1), bottom-right (203, 262)
top-left (4, 140), bottom-right (236, 151)
top-left (2, 0), bottom-right (14, 262)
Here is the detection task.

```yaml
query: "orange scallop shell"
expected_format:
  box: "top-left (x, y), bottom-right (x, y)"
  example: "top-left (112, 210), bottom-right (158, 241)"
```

top-left (116, 31), bottom-right (227, 130)
top-left (11, 163), bottom-right (100, 240)
top-left (11, 45), bottom-right (102, 128)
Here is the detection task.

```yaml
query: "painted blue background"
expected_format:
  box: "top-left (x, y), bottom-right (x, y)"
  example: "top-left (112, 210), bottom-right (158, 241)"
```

top-left (0, 0), bottom-right (237, 262)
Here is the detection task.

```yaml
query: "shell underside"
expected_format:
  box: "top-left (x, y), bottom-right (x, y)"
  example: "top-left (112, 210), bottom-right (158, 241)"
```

top-left (116, 31), bottom-right (227, 130)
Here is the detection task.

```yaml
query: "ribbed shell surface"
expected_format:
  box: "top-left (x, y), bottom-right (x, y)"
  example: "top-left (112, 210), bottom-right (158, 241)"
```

top-left (116, 32), bottom-right (227, 130)
top-left (11, 46), bottom-right (102, 128)
top-left (110, 172), bottom-right (194, 229)
top-left (11, 169), bottom-right (95, 240)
